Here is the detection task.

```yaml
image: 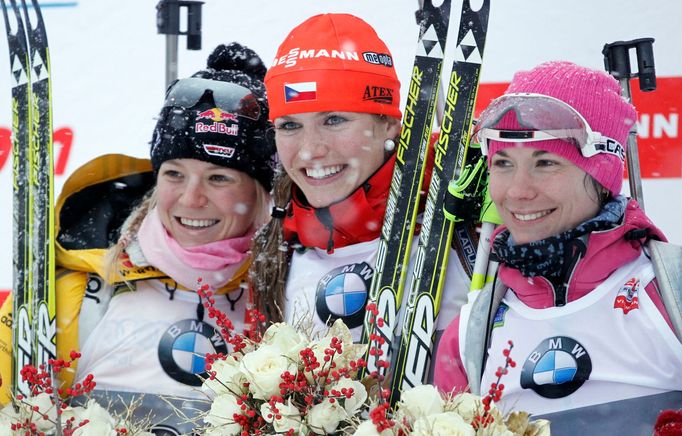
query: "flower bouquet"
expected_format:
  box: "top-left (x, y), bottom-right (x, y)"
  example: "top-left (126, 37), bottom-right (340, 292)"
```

top-left (200, 317), bottom-right (369, 435)
top-left (0, 352), bottom-right (153, 435)
top-left (197, 284), bottom-right (551, 435)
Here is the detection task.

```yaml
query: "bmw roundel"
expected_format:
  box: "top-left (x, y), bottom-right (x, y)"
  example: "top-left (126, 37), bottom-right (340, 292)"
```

top-left (158, 319), bottom-right (228, 386)
top-left (520, 336), bottom-right (592, 399)
top-left (315, 262), bottom-right (373, 329)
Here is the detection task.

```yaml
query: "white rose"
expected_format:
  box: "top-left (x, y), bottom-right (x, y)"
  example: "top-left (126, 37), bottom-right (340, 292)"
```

top-left (240, 344), bottom-right (296, 400)
top-left (329, 378), bottom-right (367, 415)
top-left (26, 393), bottom-right (58, 433)
top-left (397, 385), bottom-right (444, 421)
top-left (203, 393), bottom-right (243, 435)
top-left (0, 403), bottom-right (20, 436)
top-left (260, 399), bottom-right (302, 433)
top-left (261, 323), bottom-right (308, 360)
top-left (529, 418), bottom-right (551, 436)
top-left (306, 400), bottom-right (347, 434)
top-left (446, 392), bottom-right (485, 423)
top-left (411, 412), bottom-right (475, 436)
top-left (203, 355), bottom-right (246, 396)
top-left (308, 320), bottom-right (366, 380)
top-left (352, 420), bottom-right (394, 436)
top-left (62, 399), bottom-right (117, 435)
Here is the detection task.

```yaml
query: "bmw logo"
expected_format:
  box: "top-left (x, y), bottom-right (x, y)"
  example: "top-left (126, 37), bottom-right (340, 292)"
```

top-left (315, 262), bottom-right (373, 329)
top-left (158, 319), bottom-right (228, 386)
top-left (520, 336), bottom-right (592, 399)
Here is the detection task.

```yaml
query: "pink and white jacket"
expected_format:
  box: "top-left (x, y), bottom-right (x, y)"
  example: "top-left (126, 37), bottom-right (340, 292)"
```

top-left (433, 199), bottom-right (677, 399)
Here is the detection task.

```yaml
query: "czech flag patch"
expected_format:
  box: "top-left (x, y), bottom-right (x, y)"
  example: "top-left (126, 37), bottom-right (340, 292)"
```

top-left (284, 82), bottom-right (317, 102)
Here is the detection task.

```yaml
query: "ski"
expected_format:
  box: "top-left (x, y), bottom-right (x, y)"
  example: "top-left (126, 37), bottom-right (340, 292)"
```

top-left (2, 0), bottom-right (31, 398)
top-left (1, 0), bottom-right (56, 397)
top-left (360, 0), bottom-right (453, 380)
top-left (389, 0), bottom-right (490, 402)
top-left (24, 0), bottom-right (57, 381)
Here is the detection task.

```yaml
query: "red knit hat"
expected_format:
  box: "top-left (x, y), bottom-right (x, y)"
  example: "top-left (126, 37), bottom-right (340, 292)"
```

top-left (264, 13), bottom-right (401, 120)
top-left (486, 61), bottom-right (637, 196)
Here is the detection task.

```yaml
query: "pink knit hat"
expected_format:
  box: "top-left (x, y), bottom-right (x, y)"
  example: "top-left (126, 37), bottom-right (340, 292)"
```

top-left (486, 61), bottom-right (637, 196)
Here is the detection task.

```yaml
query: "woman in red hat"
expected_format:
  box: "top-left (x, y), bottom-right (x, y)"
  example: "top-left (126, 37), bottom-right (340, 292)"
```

top-left (251, 14), bottom-right (472, 352)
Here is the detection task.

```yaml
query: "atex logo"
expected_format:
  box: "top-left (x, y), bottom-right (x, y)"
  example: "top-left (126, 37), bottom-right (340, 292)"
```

top-left (362, 85), bottom-right (394, 104)
top-left (272, 47), bottom-right (359, 68)
top-left (362, 51), bottom-right (393, 67)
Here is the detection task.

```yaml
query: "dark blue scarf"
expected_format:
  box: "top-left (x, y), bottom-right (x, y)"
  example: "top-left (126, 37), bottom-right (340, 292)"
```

top-left (492, 196), bottom-right (627, 280)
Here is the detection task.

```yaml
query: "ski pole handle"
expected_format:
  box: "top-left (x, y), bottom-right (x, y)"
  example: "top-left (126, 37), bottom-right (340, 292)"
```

top-left (602, 38), bottom-right (657, 211)
top-left (156, 0), bottom-right (204, 89)
top-left (470, 188), bottom-right (502, 292)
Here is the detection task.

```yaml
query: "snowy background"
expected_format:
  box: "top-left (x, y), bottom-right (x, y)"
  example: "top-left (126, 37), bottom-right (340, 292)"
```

top-left (0, 0), bottom-right (680, 292)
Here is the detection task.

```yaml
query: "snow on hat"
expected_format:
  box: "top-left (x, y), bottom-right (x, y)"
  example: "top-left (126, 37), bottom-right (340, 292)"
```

top-left (487, 61), bottom-right (637, 196)
top-left (264, 13), bottom-right (401, 120)
top-left (151, 42), bottom-right (277, 191)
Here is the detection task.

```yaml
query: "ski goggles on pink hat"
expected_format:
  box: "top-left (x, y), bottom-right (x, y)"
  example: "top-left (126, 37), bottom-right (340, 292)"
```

top-left (474, 93), bottom-right (625, 161)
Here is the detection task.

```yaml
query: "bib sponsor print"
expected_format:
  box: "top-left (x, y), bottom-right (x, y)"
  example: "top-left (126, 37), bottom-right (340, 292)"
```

top-left (315, 262), bottom-right (373, 329)
top-left (158, 319), bottom-right (228, 386)
top-left (520, 336), bottom-right (592, 399)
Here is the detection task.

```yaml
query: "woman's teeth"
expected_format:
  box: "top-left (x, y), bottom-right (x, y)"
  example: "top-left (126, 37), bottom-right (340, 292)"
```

top-left (305, 165), bottom-right (343, 180)
top-left (513, 210), bottom-right (552, 221)
top-left (179, 218), bottom-right (218, 228)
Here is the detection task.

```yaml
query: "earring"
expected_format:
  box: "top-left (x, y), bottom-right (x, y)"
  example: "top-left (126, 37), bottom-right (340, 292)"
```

top-left (384, 138), bottom-right (396, 152)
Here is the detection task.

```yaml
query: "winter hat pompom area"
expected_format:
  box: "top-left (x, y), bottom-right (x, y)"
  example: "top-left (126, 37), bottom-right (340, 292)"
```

top-left (206, 42), bottom-right (267, 81)
top-left (486, 61), bottom-right (637, 196)
top-left (150, 42), bottom-right (276, 191)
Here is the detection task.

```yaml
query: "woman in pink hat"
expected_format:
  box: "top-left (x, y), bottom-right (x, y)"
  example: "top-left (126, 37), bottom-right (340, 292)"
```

top-left (250, 13), bottom-right (472, 349)
top-left (434, 61), bottom-right (682, 431)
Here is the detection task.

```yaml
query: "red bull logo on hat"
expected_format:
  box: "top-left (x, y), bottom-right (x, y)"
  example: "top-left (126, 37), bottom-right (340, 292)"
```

top-left (196, 108), bottom-right (239, 122)
top-left (203, 144), bottom-right (236, 158)
top-left (195, 122), bottom-right (239, 136)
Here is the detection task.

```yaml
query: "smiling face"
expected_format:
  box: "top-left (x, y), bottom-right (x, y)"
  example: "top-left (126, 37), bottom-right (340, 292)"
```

top-left (274, 112), bottom-right (400, 208)
top-left (156, 159), bottom-right (259, 247)
top-left (489, 146), bottom-right (602, 244)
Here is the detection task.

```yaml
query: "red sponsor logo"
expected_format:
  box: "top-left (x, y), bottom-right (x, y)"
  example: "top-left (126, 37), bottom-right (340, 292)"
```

top-left (195, 122), bottom-right (238, 136)
top-left (196, 108), bottom-right (239, 122)
top-left (0, 126), bottom-right (73, 175)
top-left (203, 144), bottom-right (235, 158)
top-left (614, 277), bottom-right (640, 314)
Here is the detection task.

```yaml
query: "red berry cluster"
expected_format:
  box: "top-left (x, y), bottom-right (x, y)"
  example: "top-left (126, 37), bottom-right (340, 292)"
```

top-left (11, 351), bottom-right (127, 435)
top-left (369, 402), bottom-right (395, 433)
top-left (365, 303), bottom-right (390, 381)
top-left (473, 340), bottom-right (516, 430)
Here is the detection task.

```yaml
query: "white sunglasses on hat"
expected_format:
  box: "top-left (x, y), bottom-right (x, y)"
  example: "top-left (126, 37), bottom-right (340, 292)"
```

top-left (475, 93), bottom-right (625, 161)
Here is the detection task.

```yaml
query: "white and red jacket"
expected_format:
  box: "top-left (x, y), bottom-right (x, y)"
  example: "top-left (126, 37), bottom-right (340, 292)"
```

top-left (434, 199), bottom-right (682, 416)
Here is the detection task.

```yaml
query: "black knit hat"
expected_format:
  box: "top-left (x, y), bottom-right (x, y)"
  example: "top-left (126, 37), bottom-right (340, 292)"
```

top-left (150, 42), bottom-right (276, 191)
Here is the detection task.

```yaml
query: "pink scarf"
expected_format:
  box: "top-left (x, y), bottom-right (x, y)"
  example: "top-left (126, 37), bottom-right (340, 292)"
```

top-left (137, 207), bottom-right (253, 290)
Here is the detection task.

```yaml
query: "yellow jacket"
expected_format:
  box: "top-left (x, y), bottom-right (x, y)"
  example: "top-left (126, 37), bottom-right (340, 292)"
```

top-left (0, 154), bottom-right (254, 403)
top-left (0, 154), bottom-right (156, 403)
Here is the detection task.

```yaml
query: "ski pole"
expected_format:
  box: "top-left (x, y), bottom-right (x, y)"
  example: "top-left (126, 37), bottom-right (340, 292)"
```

top-left (602, 38), bottom-right (656, 211)
top-left (156, 0), bottom-right (204, 90)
